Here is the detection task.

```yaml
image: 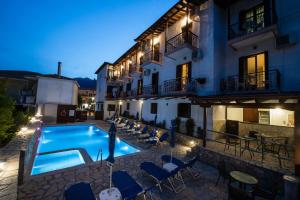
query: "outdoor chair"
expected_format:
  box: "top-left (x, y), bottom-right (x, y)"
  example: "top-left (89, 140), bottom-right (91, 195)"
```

top-left (140, 161), bottom-right (184, 193)
top-left (117, 120), bottom-right (129, 128)
top-left (224, 135), bottom-right (240, 156)
top-left (64, 182), bottom-right (96, 200)
top-left (112, 170), bottom-right (146, 200)
top-left (215, 160), bottom-right (228, 186)
top-left (253, 179), bottom-right (280, 200)
top-left (161, 155), bottom-right (200, 179)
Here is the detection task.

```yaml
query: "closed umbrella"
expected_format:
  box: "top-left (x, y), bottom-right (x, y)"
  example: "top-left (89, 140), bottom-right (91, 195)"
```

top-left (135, 112), bottom-right (139, 121)
top-left (107, 122), bottom-right (116, 191)
top-left (154, 114), bottom-right (157, 126)
top-left (170, 120), bottom-right (176, 163)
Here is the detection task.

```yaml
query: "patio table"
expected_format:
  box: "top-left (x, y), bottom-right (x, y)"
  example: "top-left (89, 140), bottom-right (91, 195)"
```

top-left (99, 187), bottom-right (122, 200)
top-left (163, 162), bottom-right (178, 173)
top-left (230, 171), bottom-right (258, 190)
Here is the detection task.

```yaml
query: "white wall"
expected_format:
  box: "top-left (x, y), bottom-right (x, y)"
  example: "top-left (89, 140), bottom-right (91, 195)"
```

top-left (36, 77), bottom-right (78, 105)
top-left (227, 107), bottom-right (243, 122)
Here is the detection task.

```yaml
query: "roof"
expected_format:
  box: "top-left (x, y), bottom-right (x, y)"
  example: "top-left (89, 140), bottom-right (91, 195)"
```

top-left (95, 62), bottom-right (113, 74)
top-left (0, 70), bottom-right (77, 83)
top-left (134, 0), bottom-right (206, 42)
top-left (0, 70), bottom-right (42, 79)
top-left (113, 43), bottom-right (139, 65)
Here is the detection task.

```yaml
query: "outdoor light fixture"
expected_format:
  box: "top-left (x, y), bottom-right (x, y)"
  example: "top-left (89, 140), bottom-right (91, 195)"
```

top-left (190, 141), bottom-right (195, 146)
top-left (0, 161), bottom-right (5, 170)
top-left (21, 127), bottom-right (28, 132)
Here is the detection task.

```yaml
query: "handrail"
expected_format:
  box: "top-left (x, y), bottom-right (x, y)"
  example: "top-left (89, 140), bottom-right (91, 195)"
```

top-left (166, 31), bottom-right (198, 53)
top-left (220, 69), bottom-right (280, 93)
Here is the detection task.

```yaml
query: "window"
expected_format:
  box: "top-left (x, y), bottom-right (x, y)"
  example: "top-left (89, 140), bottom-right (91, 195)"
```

top-left (240, 4), bottom-right (265, 34)
top-left (177, 103), bottom-right (191, 118)
top-left (126, 103), bottom-right (130, 110)
top-left (107, 104), bottom-right (116, 111)
top-left (150, 103), bottom-right (157, 114)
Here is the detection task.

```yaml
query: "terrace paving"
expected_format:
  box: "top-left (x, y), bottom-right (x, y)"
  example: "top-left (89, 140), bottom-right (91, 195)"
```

top-left (0, 121), bottom-right (39, 200)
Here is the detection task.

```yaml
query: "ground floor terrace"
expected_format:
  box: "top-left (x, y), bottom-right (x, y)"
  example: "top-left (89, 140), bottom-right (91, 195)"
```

top-left (14, 115), bottom-right (298, 200)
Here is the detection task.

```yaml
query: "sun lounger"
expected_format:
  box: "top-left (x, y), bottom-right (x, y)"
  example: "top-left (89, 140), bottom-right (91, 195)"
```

top-left (161, 155), bottom-right (199, 179)
top-left (112, 171), bottom-right (145, 200)
top-left (140, 161), bottom-right (184, 193)
top-left (64, 182), bottom-right (96, 200)
top-left (146, 132), bottom-right (169, 146)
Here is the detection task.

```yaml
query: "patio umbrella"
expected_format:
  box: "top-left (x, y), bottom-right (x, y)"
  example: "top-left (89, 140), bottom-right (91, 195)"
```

top-left (135, 112), bottom-right (139, 121)
top-left (170, 120), bottom-right (176, 163)
top-left (106, 122), bottom-right (116, 191)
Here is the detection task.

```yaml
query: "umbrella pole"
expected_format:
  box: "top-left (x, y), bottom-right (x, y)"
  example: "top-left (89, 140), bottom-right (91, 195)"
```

top-left (109, 164), bottom-right (112, 190)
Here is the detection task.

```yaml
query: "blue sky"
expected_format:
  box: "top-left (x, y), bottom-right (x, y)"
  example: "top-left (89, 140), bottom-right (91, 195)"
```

top-left (0, 0), bottom-right (178, 79)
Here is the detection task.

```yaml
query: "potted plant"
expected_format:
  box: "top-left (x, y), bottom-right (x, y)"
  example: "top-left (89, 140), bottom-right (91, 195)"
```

top-left (186, 118), bottom-right (195, 136)
top-left (174, 117), bottom-right (181, 132)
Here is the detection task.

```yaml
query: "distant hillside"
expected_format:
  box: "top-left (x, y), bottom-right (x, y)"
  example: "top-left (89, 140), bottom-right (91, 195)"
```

top-left (75, 78), bottom-right (96, 90)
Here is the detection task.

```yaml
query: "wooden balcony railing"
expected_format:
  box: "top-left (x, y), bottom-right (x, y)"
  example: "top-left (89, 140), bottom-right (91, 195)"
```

top-left (166, 31), bottom-right (198, 53)
top-left (129, 63), bottom-right (142, 73)
top-left (220, 70), bottom-right (281, 93)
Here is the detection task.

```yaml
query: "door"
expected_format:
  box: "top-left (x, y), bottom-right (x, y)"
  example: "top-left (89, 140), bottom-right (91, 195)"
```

top-left (239, 52), bottom-right (267, 90)
top-left (137, 79), bottom-right (143, 95)
top-left (181, 23), bottom-right (193, 43)
top-left (153, 43), bottom-right (160, 62)
top-left (176, 63), bottom-right (191, 91)
top-left (119, 105), bottom-right (122, 116)
top-left (152, 72), bottom-right (159, 94)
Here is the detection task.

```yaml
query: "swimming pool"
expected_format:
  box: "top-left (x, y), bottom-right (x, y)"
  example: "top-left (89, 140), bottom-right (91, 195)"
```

top-left (31, 124), bottom-right (139, 175)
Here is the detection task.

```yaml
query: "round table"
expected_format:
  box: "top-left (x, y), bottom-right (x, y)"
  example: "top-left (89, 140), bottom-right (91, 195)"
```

top-left (163, 162), bottom-right (178, 173)
top-left (99, 187), bottom-right (122, 200)
top-left (230, 171), bottom-right (258, 189)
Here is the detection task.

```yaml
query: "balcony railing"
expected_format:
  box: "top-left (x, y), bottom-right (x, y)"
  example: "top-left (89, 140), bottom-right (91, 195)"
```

top-left (142, 85), bottom-right (160, 96)
top-left (228, 8), bottom-right (277, 40)
top-left (162, 77), bottom-right (197, 95)
top-left (141, 51), bottom-right (162, 65)
top-left (220, 70), bottom-right (280, 93)
top-left (129, 63), bottom-right (142, 73)
top-left (166, 31), bottom-right (198, 54)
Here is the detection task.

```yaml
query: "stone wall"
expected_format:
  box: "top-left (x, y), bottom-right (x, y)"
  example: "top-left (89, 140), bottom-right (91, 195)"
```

top-left (195, 146), bottom-right (291, 192)
top-left (238, 122), bottom-right (294, 144)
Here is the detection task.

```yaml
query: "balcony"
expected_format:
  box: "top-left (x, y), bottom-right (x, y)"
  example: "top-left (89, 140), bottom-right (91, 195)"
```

top-left (142, 85), bottom-right (160, 96)
top-left (140, 50), bottom-right (162, 67)
top-left (166, 31), bottom-right (198, 54)
top-left (161, 77), bottom-right (197, 96)
top-left (228, 7), bottom-right (277, 49)
top-left (220, 70), bottom-right (281, 94)
top-left (129, 63), bottom-right (142, 74)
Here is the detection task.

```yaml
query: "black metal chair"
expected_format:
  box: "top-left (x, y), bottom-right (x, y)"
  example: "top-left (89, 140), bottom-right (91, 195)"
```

top-left (215, 160), bottom-right (228, 186)
top-left (228, 183), bottom-right (254, 200)
top-left (224, 134), bottom-right (240, 156)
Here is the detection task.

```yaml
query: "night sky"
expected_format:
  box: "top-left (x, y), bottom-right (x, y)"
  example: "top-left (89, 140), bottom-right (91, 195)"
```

top-left (0, 0), bottom-right (178, 78)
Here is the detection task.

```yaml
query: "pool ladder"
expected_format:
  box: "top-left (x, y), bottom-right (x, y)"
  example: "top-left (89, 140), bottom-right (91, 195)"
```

top-left (96, 148), bottom-right (103, 166)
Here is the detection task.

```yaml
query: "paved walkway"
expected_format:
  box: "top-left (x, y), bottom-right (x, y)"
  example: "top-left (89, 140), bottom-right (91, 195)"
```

top-left (0, 121), bottom-right (39, 200)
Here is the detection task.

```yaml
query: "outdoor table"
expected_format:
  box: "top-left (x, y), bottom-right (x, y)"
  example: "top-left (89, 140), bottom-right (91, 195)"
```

top-left (230, 171), bottom-right (258, 190)
top-left (240, 136), bottom-right (256, 159)
top-left (163, 162), bottom-right (178, 173)
top-left (99, 187), bottom-right (122, 200)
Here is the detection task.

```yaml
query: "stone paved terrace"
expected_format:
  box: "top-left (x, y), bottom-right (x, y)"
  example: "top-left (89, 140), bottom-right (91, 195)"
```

top-left (17, 120), bottom-right (230, 200)
top-left (0, 121), bottom-right (39, 200)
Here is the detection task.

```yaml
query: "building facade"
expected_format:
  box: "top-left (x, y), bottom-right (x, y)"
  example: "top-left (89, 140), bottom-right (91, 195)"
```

top-left (95, 0), bottom-right (300, 172)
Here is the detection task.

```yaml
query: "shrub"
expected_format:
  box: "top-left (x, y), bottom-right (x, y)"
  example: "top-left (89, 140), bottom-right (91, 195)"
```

top-left (0, 93), bottom-right (15, 145)
top-left (186, 118), bottom-right (195, 136)
top-left (174, 117), bottom-right (181, 132)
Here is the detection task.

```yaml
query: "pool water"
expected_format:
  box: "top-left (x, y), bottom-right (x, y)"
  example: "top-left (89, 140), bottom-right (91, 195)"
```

top-left (31, 124), bottom-right (139, 175)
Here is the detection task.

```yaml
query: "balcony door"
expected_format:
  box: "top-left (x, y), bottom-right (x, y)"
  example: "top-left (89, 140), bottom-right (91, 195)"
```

top-left (176, 63), bottom-right (191, 91)
top-left (239, 52), bottom-right (267, 89)
top-left (152, 72), bottom-right (159, 94)
top-left (239, 4), bottom-right (265, 34)
top-left (181, 23), bottom-right (193, 43)
top-left (153, 43), bottom-right (160, 62)
top-left (137, 79), bottom-right (143, 95)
